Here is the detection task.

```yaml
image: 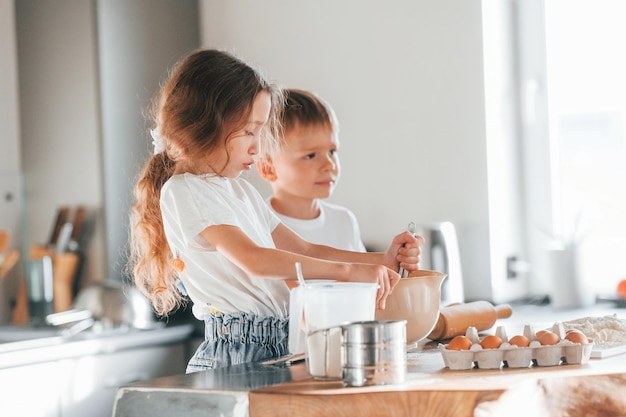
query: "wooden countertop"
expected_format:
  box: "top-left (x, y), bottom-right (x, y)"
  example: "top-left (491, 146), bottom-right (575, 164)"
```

top-left (113, 304), bottom-right (626, 417)
top-left (250, 343), bottom-right (626, 417)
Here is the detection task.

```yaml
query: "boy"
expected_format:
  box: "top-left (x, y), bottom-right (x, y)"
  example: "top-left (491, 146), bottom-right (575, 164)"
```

top-left (257, 89), bottom-right (366, 252)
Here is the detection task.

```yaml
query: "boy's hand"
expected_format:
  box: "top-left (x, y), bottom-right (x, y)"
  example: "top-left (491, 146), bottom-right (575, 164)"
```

top-left (384, 231), bottom-right (423, 274)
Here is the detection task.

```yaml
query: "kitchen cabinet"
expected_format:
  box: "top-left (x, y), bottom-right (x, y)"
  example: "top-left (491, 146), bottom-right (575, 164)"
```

top-left (0, 324), bottom-right (193, 417)
top-left (0, 360), bottom-right (64, 417)
top-left (0, 343), bottom-right (185, 417)
top-left (62, 343), bottom-right (186, 417)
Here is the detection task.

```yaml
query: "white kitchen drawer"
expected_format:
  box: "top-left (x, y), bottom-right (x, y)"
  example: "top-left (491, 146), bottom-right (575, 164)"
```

top-left (61, 342), bottom-right (187, 417)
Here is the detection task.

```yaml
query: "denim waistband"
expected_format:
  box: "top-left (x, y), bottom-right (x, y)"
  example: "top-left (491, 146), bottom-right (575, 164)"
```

top-left (204, 311), bottom-right (289, 345)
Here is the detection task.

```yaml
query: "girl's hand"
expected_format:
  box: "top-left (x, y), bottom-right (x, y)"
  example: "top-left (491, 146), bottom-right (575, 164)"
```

top-left (384, 231), bottom-right (424, 274)
top-left (347, 263), bottom-right (401, 310)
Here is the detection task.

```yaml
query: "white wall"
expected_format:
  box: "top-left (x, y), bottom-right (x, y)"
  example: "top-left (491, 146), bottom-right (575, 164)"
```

top-left (0, 0), bottom-right (20, 172)
top-left (199, 0), bottom-right (498, 301)
top-left (8, 0), bottom-right (199, 287)
top-left (0, 0), bottom-right (22, 245)
top-left (0, 0), bottom-right (23, 323)
top-left (482, 0), bottom-right (530, 302)
top-left (14, 0), bottom-right (106, 286)
top-left (97, 0), bottom-right (199, 282)
top-left (2, 0), bottom-right (527, 303)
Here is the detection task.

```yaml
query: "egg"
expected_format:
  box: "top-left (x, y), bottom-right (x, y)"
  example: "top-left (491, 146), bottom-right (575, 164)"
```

top-left (617, 278), bottom-right (626, 300)
top-left (447, 335), bottom-right (473, 350)
top-left (508, 335), bottom-right (530, 347)
top-left (480, 335), bottom-right (503, 349)
top-left (538, 331), bottom-right (560, 345)
top-left (564, 329), bottom-right (588, 344)
top-left (535, 329), bottom-right (550, 339)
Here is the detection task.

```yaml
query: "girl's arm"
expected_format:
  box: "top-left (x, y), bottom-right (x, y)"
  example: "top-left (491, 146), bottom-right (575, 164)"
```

top-left (199, 224), bottom-right (402, 308)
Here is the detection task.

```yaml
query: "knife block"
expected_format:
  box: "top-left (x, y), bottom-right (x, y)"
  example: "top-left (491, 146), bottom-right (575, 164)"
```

top-left (11, 245), bottom-right (79, 325)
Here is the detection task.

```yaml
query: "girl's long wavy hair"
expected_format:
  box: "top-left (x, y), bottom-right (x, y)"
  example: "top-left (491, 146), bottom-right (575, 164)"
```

top-left (128, 49), bottom-right (284, 317)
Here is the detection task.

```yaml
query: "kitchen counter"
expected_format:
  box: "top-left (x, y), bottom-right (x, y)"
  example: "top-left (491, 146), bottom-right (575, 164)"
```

top-left (0, 323), bottom-right (195, 417)
top-left (112, 304), bottom-right (626, 417)
top-left (0, 323), bottom-right (194, 369)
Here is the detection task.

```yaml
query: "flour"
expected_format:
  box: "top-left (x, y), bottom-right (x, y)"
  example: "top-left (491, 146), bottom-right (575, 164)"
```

top-left (562, 314), bottom-right (626, 346)
top-left (305, 327), bottom-right (342, 379)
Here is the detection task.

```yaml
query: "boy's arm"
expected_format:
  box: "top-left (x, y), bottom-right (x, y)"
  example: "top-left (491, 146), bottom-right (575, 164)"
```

top-left (271, 223), bottom-right (421, 274)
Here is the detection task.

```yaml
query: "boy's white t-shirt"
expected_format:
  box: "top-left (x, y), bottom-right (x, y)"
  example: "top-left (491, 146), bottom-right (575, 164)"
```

top-left (268, 199), bottom-right (366, 355)
top-left (160, 173), bottom-right (290, 320)
top-left (268, 199), bottom-right (367, 252)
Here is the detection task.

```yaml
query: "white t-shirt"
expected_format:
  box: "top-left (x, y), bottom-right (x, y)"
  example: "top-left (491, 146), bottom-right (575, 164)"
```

top-left (268, 199), bottom-right (366, 252)
top-left (160, 174), bottom-right (290, 320)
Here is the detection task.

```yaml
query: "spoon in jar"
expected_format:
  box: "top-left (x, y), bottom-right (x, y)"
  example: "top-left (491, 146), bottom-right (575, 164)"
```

top-left (295, 262), bottom-right (307, 287)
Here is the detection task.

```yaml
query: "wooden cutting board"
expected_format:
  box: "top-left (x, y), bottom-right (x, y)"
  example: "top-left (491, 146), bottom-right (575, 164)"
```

top-left (249, 348), bottom-right (626, 417)
top-left (591, 342), bottom-right (626, 358)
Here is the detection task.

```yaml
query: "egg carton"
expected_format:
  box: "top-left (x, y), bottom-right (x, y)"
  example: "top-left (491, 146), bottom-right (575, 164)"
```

top-left (439, 323), bottom-right (594, 370)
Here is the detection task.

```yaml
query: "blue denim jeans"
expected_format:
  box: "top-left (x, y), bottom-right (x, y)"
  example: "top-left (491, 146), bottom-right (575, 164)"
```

top-left (186, 311), bottom-right (289, 373)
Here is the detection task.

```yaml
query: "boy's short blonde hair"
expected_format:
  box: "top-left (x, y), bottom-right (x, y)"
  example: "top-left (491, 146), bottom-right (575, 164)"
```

top-left (260, 89), bottom-right (338, 159)
top-left (282, 89), bottom-right (338, 136)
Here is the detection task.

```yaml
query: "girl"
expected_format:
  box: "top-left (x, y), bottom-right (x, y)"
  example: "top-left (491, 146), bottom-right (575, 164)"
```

top-left (128, 49), bottom-right (422, 372)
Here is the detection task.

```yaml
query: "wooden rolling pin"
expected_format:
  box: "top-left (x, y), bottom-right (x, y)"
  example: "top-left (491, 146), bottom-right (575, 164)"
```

top-left (427, 301), bottom-right (513, 340)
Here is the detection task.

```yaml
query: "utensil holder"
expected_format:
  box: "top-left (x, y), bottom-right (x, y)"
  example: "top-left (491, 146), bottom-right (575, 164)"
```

top-left (11, 245), bottom-right (80, 325)
top-left (25, 256), bottom-right (55, 325)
